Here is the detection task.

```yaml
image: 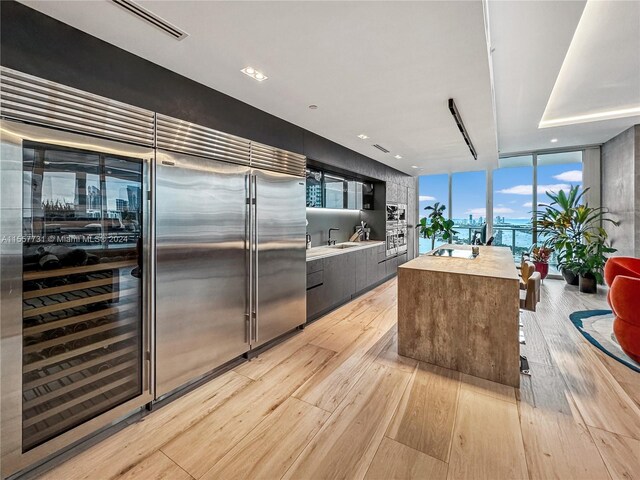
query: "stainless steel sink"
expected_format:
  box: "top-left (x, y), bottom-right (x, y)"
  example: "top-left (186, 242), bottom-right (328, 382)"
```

top-left (328, 244), bottom-right (359, 249)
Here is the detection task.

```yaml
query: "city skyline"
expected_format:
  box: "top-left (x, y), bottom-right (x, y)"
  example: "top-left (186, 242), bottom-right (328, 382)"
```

top-left (418, 161), bottom-right (583, 222)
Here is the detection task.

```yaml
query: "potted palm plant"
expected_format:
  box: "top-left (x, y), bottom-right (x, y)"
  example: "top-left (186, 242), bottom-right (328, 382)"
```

top-left (418, 202), bottom-right (458, 251)
top-left (535, 186), bottom-right (618, 286)
top-left (573, 234), bottom-right (616, 293)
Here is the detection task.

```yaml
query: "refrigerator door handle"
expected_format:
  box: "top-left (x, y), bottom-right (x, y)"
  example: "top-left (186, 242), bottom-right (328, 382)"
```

top-left (245, 173), bottom-right (252, 344)
top-left (252, 174), bottom-right (259, 343)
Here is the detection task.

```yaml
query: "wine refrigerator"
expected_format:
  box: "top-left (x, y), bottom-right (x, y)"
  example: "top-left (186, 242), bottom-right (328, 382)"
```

top-left (0, 67), bottom-right (153, 477)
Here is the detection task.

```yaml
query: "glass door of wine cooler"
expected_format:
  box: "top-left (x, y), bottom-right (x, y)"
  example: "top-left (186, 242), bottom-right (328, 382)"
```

top-left (1, 120), bottom-right (153, 476)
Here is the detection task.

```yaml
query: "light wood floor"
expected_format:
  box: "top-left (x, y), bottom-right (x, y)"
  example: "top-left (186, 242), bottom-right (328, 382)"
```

top-left (39, 278), bottom-right (640, 480)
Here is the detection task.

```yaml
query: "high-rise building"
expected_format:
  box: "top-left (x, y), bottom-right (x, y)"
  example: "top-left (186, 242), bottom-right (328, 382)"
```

top-left (87, 185), bottom-right (101, 210)
top-left (127, 185), bottom-right (141, 212)
top-left (115, 199), bottom-right (128, 212)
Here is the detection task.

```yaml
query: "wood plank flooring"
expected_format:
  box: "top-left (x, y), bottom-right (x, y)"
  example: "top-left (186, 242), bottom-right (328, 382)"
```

top-left (39, 278), bottom-right (640, 480)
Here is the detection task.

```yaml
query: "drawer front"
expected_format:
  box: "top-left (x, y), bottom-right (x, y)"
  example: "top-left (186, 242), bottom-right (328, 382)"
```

top-left (306, 258), bottom-right (324, 274)
top-left (307, 282), bottom-right (326, 319)
top-left (306, 270), bottom-right (324, 289)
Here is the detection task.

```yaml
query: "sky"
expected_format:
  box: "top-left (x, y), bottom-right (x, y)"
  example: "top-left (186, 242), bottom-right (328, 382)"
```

top-left (27, 171), bottom-right (139, 212)
top-left (418, 161), bottom-right (583, 222)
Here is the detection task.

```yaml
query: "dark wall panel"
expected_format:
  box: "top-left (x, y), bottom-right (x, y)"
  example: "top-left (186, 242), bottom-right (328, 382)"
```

top-left (1, 1), bottom-right (411, 187)
top-left (304, 131), bottom-right (412, 187)
top-left (0, 1), bottom-right (304, 153)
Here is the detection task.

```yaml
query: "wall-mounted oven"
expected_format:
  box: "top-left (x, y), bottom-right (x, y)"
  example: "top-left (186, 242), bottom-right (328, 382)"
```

top-left (397, 227), bottom-right (408, 254)
top-left (386, 228), bottom-right (398, 257)
top-left (386, 203), bottom-right (398, 228)
top-left (397, 203), bottom-right (407, 225)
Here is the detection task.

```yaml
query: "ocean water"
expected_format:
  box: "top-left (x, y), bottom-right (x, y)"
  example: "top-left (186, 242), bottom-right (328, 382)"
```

top-left (418, 218), bottom-right (534, 259)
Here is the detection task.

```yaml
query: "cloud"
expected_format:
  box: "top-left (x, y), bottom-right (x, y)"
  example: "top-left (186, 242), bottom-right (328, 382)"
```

top-left (497, 183), bottom-right (570, 195)
top-left (538, 183), bottom-right (571, 194)
top-left (466, 208), bottom-right (486, 216)
top-left (419, 195), bottom-right (436, 201)
top-left (553, 170), bottom-right (582, 182)
top-left (494, 207), bottom-right (515, 214)
top-left (523, 202), bottom-right (533, 208)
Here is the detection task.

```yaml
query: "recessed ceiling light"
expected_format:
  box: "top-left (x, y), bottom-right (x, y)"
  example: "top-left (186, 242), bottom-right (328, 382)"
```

top-left (308, 104), bottom-right (318, 110)
top-left (550, 138), bottom-right (558, 143)
top-left (411, 165), bottom-right (420, 169)
top-left (395, 155), bottom-right (402, 159)
top-left (241, 67), bottom-right (268, 82)
top-left (357, 134), bottom-right (369, 140)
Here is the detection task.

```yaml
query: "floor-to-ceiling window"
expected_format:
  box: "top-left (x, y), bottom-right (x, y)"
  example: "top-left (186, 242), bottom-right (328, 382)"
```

top-left (536, 151), bottom-right (583, 272)
top-left (451, 170), bottom-right (486, 245)
top-left (492, 155), bottom-right (534, 262)
top-left (418, 149), bottom-right (586, 262)
top-left (418, 174), bottom-right (449, 253)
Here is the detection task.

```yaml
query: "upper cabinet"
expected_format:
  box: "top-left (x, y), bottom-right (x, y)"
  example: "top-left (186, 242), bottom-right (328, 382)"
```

top-left (386, 182), bottom-right (408, 204)
top-left (306, 167), bottom-right (373, 210)
top-left (386, 182), bottom-right (399, 203)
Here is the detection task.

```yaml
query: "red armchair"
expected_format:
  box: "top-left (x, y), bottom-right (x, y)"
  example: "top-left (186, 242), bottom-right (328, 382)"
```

top-left (605, 257), bottom-right (640, 363)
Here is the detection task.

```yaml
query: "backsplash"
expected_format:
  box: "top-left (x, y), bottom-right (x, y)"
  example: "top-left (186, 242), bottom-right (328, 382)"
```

top-left (306, 208), bottom-right (363, 247)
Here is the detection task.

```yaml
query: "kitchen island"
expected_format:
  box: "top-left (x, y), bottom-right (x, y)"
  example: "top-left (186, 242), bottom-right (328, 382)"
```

top-left (397, 244), bottom-right (520, 387)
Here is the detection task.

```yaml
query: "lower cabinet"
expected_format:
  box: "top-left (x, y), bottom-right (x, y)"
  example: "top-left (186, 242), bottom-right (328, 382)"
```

top-left (324, 253), bottom-right (356, 308)
top-left (307, 282), bottom-right (327, 319)
top-left (366, 247), bottom-right (379, 287)
top-left (355, 249), bottom-right (368, 293)
top-left (386, 256), bottom-right (398, 276)
top-left (306, 244), bottom-right (402, 321)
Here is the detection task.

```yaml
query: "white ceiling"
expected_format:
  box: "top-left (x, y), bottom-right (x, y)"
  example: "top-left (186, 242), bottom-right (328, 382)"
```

top-left (19, 0), bottom-right (498, 175)
top-left (540, 0), bottom-right (640, 128)
top-left (488, 0), bottom-right (640, 155)
top-left (16, 0), bottom-right (640, 175)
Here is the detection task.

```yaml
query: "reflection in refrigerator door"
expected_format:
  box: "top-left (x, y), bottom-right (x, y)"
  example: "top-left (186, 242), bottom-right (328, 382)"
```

top-left (252, 168), bottom-right (306, 347)
top-left (21, 142), bottom-right (145, 451)
top-left (154, 152), bottom-right (251, 398)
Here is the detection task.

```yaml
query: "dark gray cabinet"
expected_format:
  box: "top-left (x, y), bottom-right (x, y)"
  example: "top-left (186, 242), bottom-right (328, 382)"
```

top-left (366, 247), bottom-right (380, 286)
top-left (386, 255), bottom-right (398, 276)
top-left (386, 182), bottom-right (398, 203)
top-left (306, 258), bottom-right (326, 319)
top-left (398, 185), bottom-right (408, 204)
top-left (323, 252), bottom-right (356, 309)
top-left (355, 249), bottom-right (368, 294)
top-left (306, 244), bottom-right (401, 321)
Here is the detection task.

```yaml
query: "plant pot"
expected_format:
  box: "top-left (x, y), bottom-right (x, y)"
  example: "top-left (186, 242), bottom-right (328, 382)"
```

top-left (561, 268), bottom-right (579, 286)
top-left (534, 261), bottom-right (549, 280)
top-left (579, 273), bottom-right (598, 294)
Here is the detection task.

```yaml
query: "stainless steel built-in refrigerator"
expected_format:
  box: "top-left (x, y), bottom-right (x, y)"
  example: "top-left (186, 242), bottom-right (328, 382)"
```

top-left (154, 115), bottom-right (307, 398)
top-left (0, 68), bottom-right (306, 478)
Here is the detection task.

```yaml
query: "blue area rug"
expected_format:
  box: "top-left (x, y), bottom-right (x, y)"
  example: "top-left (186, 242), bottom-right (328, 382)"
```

top-left (570, 310), bottom-right (640, 373)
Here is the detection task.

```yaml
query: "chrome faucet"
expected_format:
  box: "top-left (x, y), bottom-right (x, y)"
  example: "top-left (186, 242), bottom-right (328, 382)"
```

top-left (328, 228), bottom-right (339, 246)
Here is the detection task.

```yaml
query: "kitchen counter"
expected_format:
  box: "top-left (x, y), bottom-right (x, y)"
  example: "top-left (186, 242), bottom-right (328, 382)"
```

top-left (306, 240), bottom-right (385, 261)
top-left (397, 244), bottom-right (520, 387)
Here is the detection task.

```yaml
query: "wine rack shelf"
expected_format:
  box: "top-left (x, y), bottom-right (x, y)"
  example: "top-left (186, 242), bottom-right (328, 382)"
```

top-left (23, 260), bottom-right (136, 281)
top-left (22, 260), bottom-right (142, 450)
